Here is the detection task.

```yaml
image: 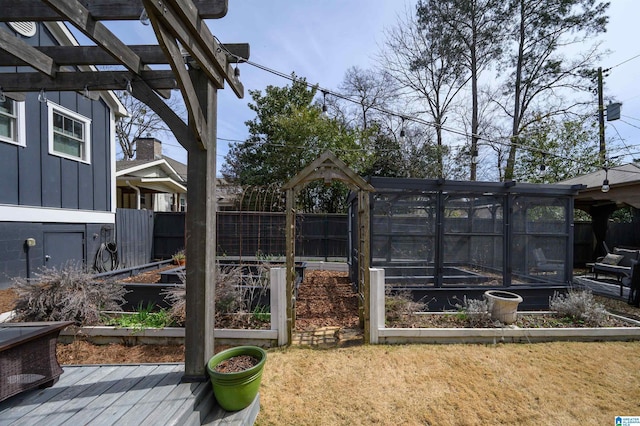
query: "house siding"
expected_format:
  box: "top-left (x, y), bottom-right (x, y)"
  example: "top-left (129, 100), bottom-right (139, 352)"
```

top-left (0, 22), bottom-right (116, 288)
top-left (0, 222), bottom-right (110, 289)
top-left (0, 23), bottom-right (112, 213)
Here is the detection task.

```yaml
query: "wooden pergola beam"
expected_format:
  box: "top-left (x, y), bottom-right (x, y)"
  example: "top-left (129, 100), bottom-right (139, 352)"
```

top-left (144, 0), bottom-right (243, 97)
top-left (131, 79), bottom-right (198, 152)
top-left (0, 70), bottom-right (178, 92)
top-left (43, 0), bottom-right (144, 74)
top-left (0, 0), bottom-right (228, 21)
top-left (150, 8), bottom-right (210, 149)
top-left (0, 44), bottom-right (249, 67)
top-left (144, 0), bottom-right (223, 89)
top-left (0, 30), bottom-right (57, 77)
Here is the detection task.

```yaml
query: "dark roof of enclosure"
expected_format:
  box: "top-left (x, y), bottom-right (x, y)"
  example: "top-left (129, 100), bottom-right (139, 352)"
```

top-left (367, 177), bottom-right (582, 196)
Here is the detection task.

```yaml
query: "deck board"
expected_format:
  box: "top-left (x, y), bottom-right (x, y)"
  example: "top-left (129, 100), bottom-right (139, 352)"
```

top-left (0, 364), bottom-right (258, 425)
top-left (62, 364), bottom-right (159, 425)
top-left (7, 365), bottom-right (122, 426)
top-left (89, 365), bottom-right (185, 426)
top-left (114, 366), bottom-right (187, 425)
top-left (0, 366), bottom-right (100, 425)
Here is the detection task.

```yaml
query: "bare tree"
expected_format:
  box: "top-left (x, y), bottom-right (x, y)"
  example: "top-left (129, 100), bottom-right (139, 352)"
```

top-left (416, 0), bottom-right (510, 180)
top-left (115, 90), bottom-right (185, 160)
top-left (502, 0), bottom-right (609, 180)
top-left (338, 66), bottom-right (396, 130)
top-left (380, 6), bottom-right (468, 178)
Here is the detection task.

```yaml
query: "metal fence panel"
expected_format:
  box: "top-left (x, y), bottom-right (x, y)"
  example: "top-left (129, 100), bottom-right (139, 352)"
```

top-left (153, 212), bottom-right (185, 259)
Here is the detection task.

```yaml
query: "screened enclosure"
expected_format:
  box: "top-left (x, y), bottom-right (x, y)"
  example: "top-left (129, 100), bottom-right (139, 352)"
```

top-left (349, 178), bottom-right (581, 310)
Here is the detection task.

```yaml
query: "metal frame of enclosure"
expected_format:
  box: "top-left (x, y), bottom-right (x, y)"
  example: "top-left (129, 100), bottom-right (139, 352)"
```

top-left (350, 177), bottom-right (582, 311)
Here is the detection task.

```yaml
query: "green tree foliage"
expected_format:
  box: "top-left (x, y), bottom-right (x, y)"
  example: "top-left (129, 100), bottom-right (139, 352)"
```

top-left (513, 116), bottom-right (600, 183)
top-left (222, 76), bottom-right (360, 213)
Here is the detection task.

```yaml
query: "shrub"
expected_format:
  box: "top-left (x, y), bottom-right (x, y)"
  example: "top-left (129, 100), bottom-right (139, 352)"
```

top-left (163, 263), bottom-right (267, 327)
top-left (12, 264), bottom-right (127, 326)
top-left (549, 289), bottom-right (608, 327)
top-left (215, 265), bottom-right (245, 314)
top-left (385, 289), bottom-right (425, 321)
top-left (456, 296), bottom-right (494, 327)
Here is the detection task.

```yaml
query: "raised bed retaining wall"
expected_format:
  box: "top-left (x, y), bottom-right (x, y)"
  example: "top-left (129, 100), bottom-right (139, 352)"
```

top-left (59, 268), bottom-right (288, 348)
top-left (369, 269), bottom-right (640, 345)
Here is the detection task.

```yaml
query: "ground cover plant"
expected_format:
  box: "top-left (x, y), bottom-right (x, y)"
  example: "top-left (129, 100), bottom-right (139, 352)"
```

top-left (385, 288), bottom-right (633, 328)
top-left (103, 303), bottom-right (175, 329)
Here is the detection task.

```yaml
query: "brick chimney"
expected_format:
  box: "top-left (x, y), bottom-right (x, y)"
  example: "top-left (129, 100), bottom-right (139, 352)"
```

top-left (136, 137), bottom-right (163, 160)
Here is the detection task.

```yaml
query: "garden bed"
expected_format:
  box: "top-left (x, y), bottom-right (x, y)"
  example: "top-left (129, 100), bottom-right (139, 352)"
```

top-left (388, 311), bottom-right (637, 328)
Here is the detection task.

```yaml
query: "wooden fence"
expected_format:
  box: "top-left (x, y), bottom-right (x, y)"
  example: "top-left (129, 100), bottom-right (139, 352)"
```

top-left (115, 208), bottom-right (154, 268)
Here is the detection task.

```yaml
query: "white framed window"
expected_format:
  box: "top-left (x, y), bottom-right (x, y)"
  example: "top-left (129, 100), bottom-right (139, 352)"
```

top-left (47, 102), bottom-right (91, 163)
top-left (0, 97), bottom-right (26, 146)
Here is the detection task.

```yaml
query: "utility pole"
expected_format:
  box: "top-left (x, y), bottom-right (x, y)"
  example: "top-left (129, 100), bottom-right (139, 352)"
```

top-left (597, 67), bottom-right (606, 166)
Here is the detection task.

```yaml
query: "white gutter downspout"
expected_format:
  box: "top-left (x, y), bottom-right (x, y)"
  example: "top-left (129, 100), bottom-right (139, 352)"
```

top-left (126, 180), bottom-right (141, 209)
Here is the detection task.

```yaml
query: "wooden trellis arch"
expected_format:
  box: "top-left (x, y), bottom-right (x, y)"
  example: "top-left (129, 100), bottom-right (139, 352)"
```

top-left (282, 151), bottom-right (374, 343)
top-left (0, 0), bottom-right (247, 380)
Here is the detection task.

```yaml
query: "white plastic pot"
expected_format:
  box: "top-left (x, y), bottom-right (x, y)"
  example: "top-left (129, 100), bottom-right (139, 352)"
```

top-left (484, 290), bottom-right (523, 325)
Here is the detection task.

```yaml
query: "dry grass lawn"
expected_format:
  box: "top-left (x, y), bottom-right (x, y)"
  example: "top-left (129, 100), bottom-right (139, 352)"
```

top-left (256, 341), bottom-right (640, 425)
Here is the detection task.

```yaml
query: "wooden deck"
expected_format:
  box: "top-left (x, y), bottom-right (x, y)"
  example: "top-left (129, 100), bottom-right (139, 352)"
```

top-left (0, 363), bottom-right (259, 425)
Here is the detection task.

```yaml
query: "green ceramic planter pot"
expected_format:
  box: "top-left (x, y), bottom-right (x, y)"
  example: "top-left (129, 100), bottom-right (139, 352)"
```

top-left (206, 345), bottom-right (267, 411)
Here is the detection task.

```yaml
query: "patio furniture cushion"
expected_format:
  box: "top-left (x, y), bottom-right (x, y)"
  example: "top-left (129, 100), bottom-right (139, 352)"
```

top-left (600, 253), bottom-right (624, 265)
top-left (593, 247), bottom-right (640, 296)
top-left (612, 248), bottom-right (639, 267)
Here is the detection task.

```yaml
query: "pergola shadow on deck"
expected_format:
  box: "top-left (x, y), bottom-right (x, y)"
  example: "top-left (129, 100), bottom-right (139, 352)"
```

top-left (0, 364), bottom-right (259, 425)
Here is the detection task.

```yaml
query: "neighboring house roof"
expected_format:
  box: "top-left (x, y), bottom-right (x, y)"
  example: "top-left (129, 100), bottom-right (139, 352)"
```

top-left (117, 150), bottom-right (241, 208)
top-left (163, 156), bottom-right (188, 182)
top-left (116, 158), bottom-right (187, 193)
top-left (558, 163), bottom-right (640, 209)
top-left (216, 178), bottom-right (242, 208)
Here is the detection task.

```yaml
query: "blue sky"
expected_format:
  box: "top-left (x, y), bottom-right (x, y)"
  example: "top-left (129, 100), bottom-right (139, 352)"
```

top-left (101, 0), bottom-right (640, 174)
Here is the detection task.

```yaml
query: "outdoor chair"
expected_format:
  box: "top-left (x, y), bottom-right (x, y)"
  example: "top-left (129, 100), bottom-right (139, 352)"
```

top-left (532, 248), bottom-right (564, 275)
top-left (625, 260), bottom-right (640, 307)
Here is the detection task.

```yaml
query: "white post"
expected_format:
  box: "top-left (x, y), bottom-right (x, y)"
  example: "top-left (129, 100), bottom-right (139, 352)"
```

top-left (270, 267), bottom-right (288, 346)
top-left (369, 268), bottom-right (385, 344)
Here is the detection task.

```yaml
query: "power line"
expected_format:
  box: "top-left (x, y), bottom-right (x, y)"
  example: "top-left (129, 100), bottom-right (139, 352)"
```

top-left (608, 53), bottom-right (640, 70)
top-left (217, 40), bottom-right (629, 172)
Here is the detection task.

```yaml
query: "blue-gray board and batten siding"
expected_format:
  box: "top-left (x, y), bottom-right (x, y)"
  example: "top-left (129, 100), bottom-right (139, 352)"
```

top-left (0, 28), bottom-right (112, 211)
top-left (0, 22), bottom-right (115, 289)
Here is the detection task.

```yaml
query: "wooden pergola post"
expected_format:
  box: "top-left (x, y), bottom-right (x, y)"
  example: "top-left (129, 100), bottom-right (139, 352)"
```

top-left (0, 0), bottom-right (249, 380)
top-left (285, 188), bottom-right (296, 344)
top-left (184, 68), bottom-right (218, 380)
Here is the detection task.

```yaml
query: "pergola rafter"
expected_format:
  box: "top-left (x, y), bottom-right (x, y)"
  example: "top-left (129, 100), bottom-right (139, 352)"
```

top-left (0, 0), bottom-right (229, 21)
top-left (0, 0), bottom-right (247, 380)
